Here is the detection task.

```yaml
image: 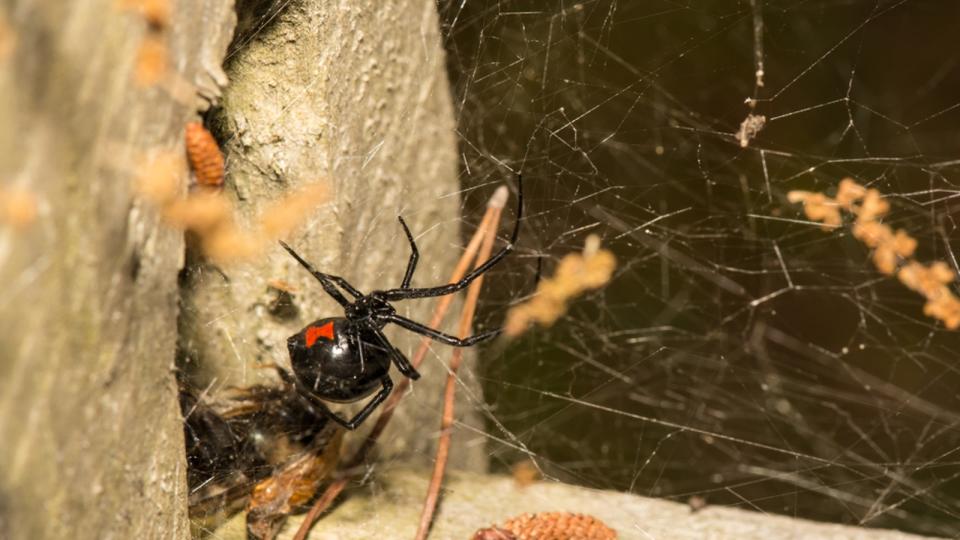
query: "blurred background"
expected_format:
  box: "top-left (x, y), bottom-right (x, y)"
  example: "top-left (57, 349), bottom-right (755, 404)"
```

top-left (439, 1), bottom-right (960, 536)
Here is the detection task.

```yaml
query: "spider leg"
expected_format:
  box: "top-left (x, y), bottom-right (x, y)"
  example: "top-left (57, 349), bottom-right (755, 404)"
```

top-left (345, 376), bottom-right (393, 429)
top-left (321, 274), bottom-right (363, 298)
top-left (306, 376), bottom-right (393, 430)
top-left (367, 323), bottom-right (421, 380)
top-left (279, 241), bottom-right (362, 305)
top-left (384, 313), bottom-right (500, 347)
top-left (398, 216), bottom-right (419, 289)
top-left (381, 174), bottom-right (523, 302)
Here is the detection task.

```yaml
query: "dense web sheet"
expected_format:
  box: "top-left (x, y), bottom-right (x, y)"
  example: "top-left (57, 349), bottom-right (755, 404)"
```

top-left (440, 1), bottom-right (960, 536)
top-left (188, 1), bottom-right (960, 537)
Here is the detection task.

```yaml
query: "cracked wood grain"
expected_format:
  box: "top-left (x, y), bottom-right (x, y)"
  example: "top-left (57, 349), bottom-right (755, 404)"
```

top-left (0, 1), bottom-right (235, 538)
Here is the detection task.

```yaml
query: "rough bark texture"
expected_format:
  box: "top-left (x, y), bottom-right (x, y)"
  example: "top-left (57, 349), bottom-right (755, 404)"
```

top-left (179, 0), bottom-right (487, 472)
top-left (0, 1), bottom-right (235, 539)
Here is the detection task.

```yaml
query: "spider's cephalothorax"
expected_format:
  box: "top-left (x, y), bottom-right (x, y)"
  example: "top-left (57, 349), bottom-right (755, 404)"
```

top-left (278, 175), bottom-right (523, 430)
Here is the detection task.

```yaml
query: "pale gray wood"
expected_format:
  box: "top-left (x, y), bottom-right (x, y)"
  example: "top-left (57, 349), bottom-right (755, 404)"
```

top-left (179, 0), bottom-right (487, 474)
top-left (0, 1), bottom-right (235, 538)
top-left (205, 469), bottom-right (941, 540)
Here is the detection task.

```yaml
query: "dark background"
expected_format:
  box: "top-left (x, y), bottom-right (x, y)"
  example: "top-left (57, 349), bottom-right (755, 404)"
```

top-left (440, 1), bottom-right (960, 535)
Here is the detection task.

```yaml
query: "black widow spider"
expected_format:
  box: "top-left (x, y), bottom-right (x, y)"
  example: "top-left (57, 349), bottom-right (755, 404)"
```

top-left (276, 176), bottom-right (523, 430)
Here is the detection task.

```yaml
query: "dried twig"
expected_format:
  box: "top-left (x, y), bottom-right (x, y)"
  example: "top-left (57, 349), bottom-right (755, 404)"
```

top-left (736, 113), bottom-right (766, 148)
top-left (292, 186), bottom-right (510, 540)
top-left (414, 199), bottom-right (502, 540)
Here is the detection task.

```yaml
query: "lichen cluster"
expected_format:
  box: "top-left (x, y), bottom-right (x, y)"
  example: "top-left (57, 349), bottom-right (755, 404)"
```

top-left (118, 0), bottom-right (172, 86)
top-left (137, 151), bottom-right (329, 263)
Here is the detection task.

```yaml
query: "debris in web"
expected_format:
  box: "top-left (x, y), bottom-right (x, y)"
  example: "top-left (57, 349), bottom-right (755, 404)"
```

top-left (788, 178), bottom-right (960, 329)
top-left (503, 234), bottom-right (616, 337)
top-left (245, 429), bottom-right (344, 540)
top-left (736, 113), bottom-right (767, 148)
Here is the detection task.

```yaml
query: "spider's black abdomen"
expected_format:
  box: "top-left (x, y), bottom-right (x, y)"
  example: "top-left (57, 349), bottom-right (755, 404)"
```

top-left (287, 317), bottom-right (391, 403)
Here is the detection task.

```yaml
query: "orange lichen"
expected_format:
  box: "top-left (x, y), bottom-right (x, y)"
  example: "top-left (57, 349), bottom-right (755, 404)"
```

top-left (134, 33), bottom-right (168, 87)
top-left (117, 0), bottom-right (171, 29)
top-left (185, 122), bottom-right (225, 190)
top-left (120, 0), bottom-right (171, 87)
top-left (857, 187), bottom-right (890, 223)
top-left (0, 12), bottom-right (16, 62)
top-left (267, 279), bottom-right (297, 293)
top-left (473, 512), bottom-right (617, 540)
top-left (260, 183), bottom-right (331, 238)
top-left (136, 151), bottom-right (330, 264)
top-left (161, 191), bottom-right (232, 232)
top-left (511, 459), bottom-right (542, 488)
top-left (787, 178), bottom-right (960, 329)
top-left (0, 187), bottom-right (38, 229)
top-left (867, 228), bottom-right (916, 276)
top-left (504, 234), bottom-right (616, 337)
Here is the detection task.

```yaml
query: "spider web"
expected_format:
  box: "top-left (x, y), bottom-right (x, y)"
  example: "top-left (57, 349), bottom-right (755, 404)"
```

top-left (191, 0), bottom-right (960, 537)
top-left (441, 1), bottom-right (960, 536)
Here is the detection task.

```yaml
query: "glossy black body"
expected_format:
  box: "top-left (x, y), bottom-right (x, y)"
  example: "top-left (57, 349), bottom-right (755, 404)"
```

top-left (287, 317), bottom-right (391, 403)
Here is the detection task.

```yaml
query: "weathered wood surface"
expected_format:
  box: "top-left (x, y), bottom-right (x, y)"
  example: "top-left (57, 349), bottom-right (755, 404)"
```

top-left (0, 1), bottom-right (235, 539)
top-left (180, 0), bottom-right (485, 472)
top-left (0, 1), bottom-right (492, 538)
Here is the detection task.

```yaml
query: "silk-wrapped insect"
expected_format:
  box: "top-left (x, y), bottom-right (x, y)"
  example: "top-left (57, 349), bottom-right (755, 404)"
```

top-left (182, 374), bottom-right (342, 540)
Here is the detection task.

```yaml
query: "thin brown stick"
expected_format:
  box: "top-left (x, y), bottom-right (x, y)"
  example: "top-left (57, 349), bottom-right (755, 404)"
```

top-left (414, 205), bottom-right (501, 540)
top-left (292, 187), bottom-right (509, 540)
